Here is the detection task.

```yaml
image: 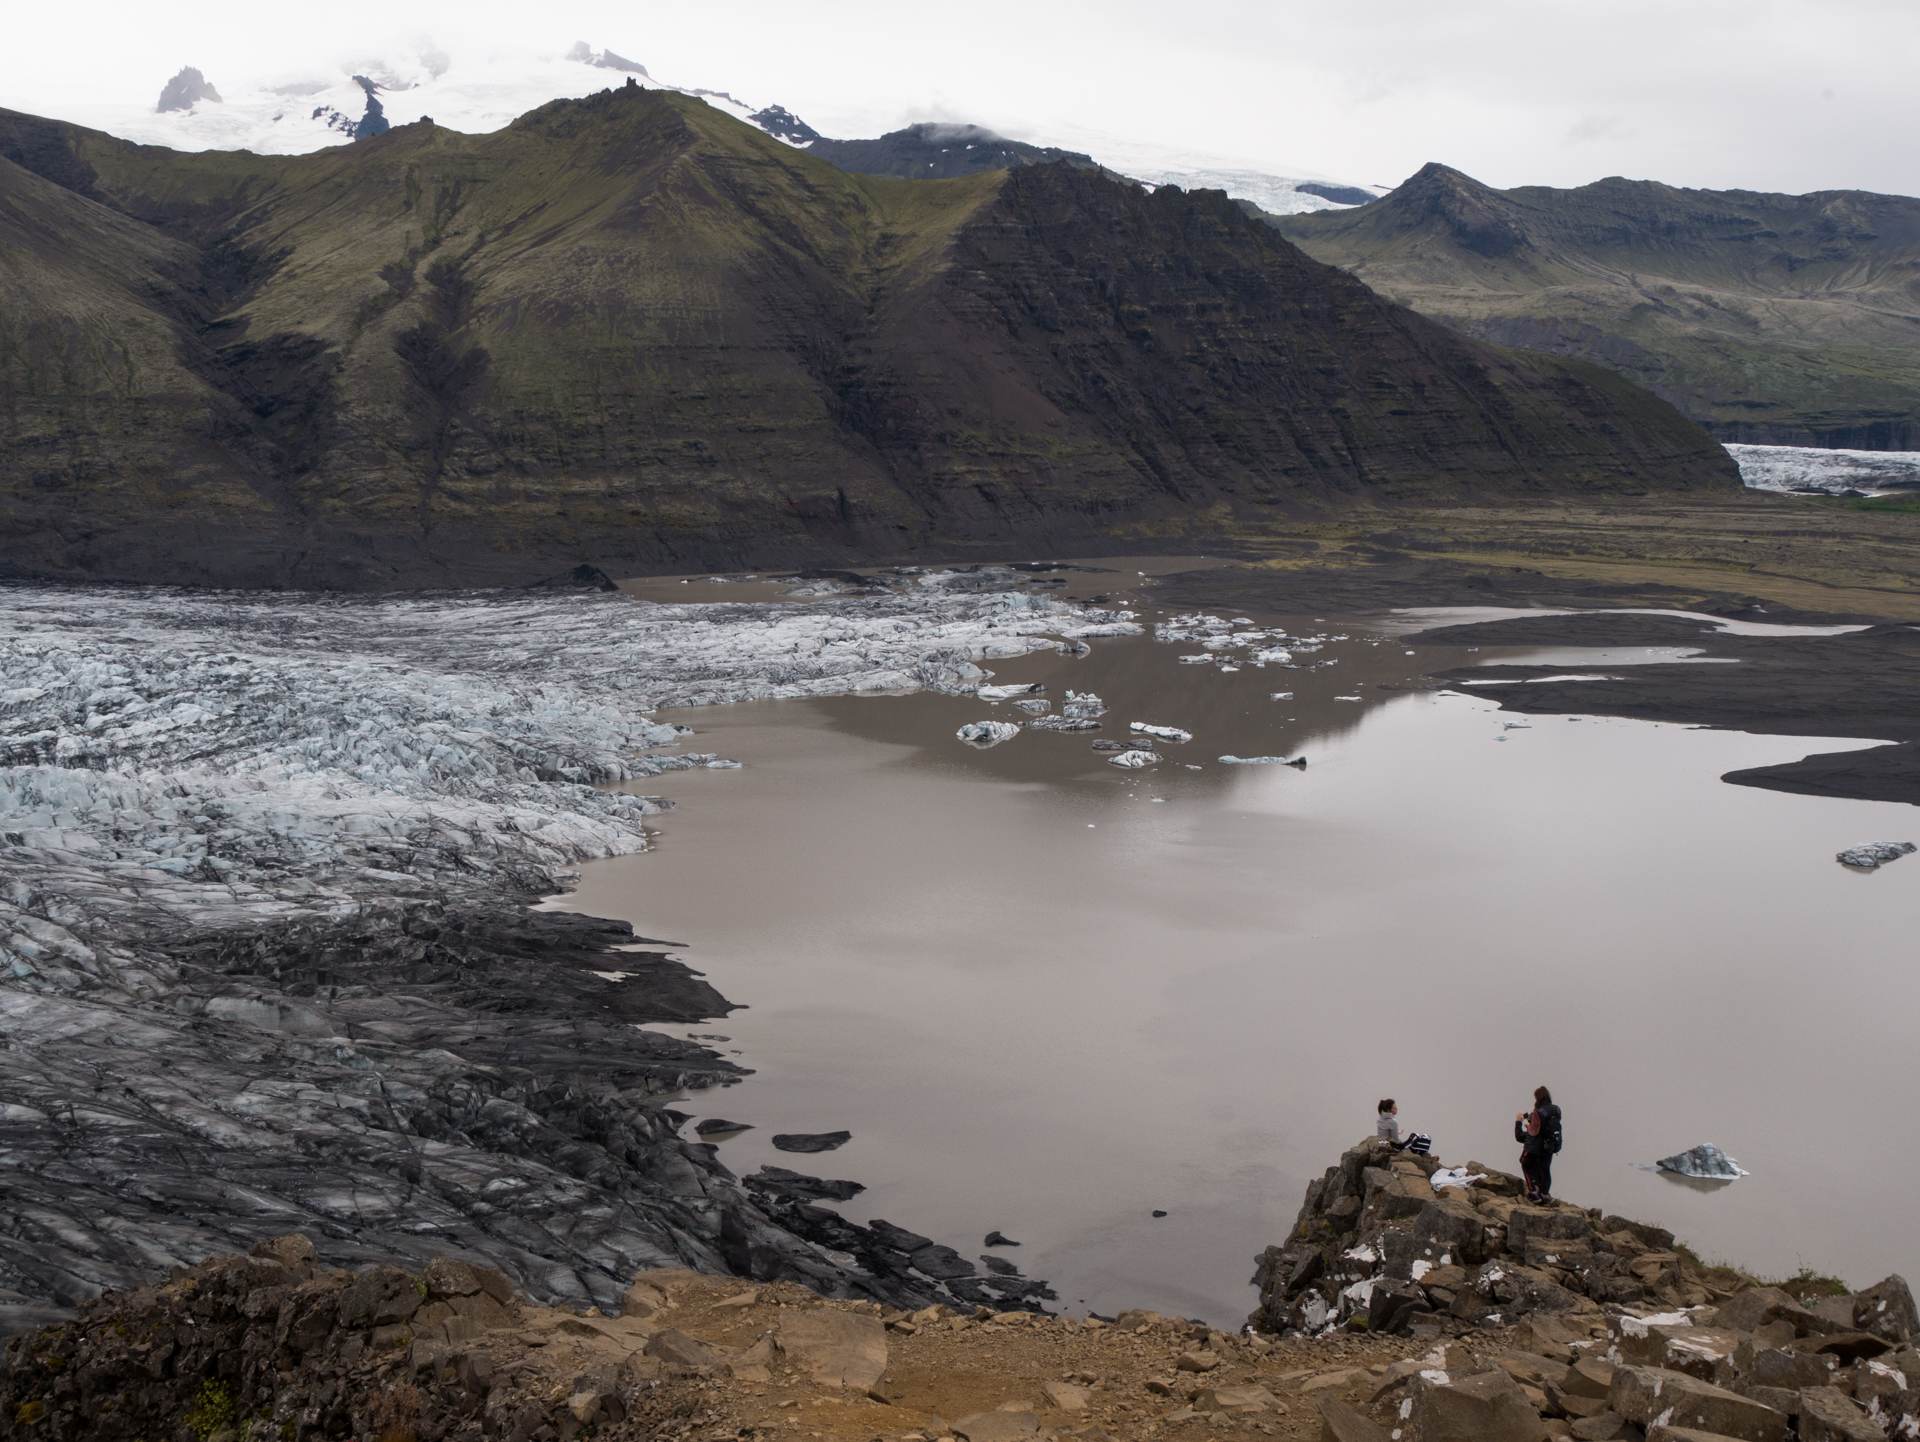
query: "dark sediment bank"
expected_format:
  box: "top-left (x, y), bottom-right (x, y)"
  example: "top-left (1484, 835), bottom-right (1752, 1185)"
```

top-left (0, 897), bottom-right (1051, 1339)
top-left (1408, 613), bottom-right (1920, 807)
top-left (1156, 560), bottom-right (1920, 806)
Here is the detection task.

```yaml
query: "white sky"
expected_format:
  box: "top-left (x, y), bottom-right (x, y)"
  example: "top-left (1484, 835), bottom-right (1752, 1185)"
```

top-left (3, 0), bottom-right (1914, 196)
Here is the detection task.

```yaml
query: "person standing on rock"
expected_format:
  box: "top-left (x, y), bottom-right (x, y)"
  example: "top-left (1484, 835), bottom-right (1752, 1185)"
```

top-left (1516, 1086), bottom-right (1563, 1203)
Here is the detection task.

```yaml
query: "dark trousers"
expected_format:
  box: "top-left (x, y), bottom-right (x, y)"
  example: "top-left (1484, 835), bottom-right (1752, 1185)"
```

top-left (1522, 1152), bottom-right (1553, 1199)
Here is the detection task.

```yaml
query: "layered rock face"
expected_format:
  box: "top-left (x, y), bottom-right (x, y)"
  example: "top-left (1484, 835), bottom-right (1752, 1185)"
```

top-left (1256, 1138), bottom-right (1920, 1441)
top-left (0, 90), bottom-right (1732, 589)
top-left (1277, 163), bottom-right (1920, 449)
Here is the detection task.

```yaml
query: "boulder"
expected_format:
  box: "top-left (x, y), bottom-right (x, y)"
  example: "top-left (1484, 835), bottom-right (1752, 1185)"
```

top-left (1600, 1217), bottom-right (1677, 1252)
top-left (1415, 1197), bottom-right (1488, 1266)
top-left (1368, 1278), bottom-right (1432, 1336)
top-left (1319, 1397), bottom-right (1390, 1442)
top-left (1042, 1381), bottom-right (1089, 1411)
top-left (1789, 1333), bottom-right (1896, 1363)
top-left (1366, 1173), bottom-right (1437, 1228)
top-left (1564, 1359), bottom-right (1615, 1399)
top-left (1607, 1366), bottom-right (1790, 1441)
top-left (1569, 1417), bottom-right (1636, 1441)
top-left (1194, 1385), bottom-right (1279, 1414)
top-left (1518, 1314), bottom-right (1596, 1360)
top-left (1715, 1287), bottom-right (1830, 1338)
top-left (1657, 1328), bottom-right (1748, 1381)
top-left (644, 1330), bottom-right (719, 1370)
top-left (1849, 1276), bottom-right (1920, 1345)
top-left (953, 1410), bottom-right (1041, 1441)
top-left (1496, 1351), bottom-right (1574, 1393)
top-left (776, 1309), bottom-right (888, 1390)
top-left (1404, 1369), bottom-right (1545, 1442)
top-left (339, 1265), bottom-right (425, 1327)
top-left (249, 1234), bottom-right (319, 1269)
top-left (1476, 1261), bottom-right (1588, 1317)
top-left (1796, 1386), bottom-right (1889, 1442)
top-left (1738, 1343), bottom-right (1840, 1390)
top-left (1509, 1207), bottom-right (1599, 1255)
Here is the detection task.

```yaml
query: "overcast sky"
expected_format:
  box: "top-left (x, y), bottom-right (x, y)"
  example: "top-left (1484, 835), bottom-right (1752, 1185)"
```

top-left (5, 0), bottom-right (1915, 195)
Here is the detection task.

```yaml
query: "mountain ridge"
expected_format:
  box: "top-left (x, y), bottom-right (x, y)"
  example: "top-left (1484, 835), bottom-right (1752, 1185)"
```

top-left (1274, 162), bottom-right (1920, 448)
top-left (0, 92), bottom-right (1735, 590)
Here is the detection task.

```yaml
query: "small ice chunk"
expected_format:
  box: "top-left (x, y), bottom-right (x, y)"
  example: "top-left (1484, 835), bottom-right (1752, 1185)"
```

top-left (1837, 841), bottom-right (1916, 870)
top-left (956, 721), bottom-right (1021, 746)
top-left (1012, 698), bottom-right (1050, 713)
top-left (1177, 655), bottom-right (1212, 664)
top-left (1654, 1143), bottom-right (1748, 1179)
top-left (1108, 749), bottom-right (1162, 768)
top-left (1334, 695), bottom-right (1361, 702)
top-left (1130, 723), bottom-right (1193, 742)
top-left (1270, 692), bottom-right (1293, 700)
top-left (1217, 755), bottom-right (1290, 765)
top-left (1025, 715), bottom-right (1100, 731)
top-left (979, 683), bottom-right (1045, 700)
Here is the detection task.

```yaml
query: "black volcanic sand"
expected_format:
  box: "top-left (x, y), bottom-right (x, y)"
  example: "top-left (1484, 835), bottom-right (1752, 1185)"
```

top-left (1156, 564), bottom-right (1920, 806)
top-left (1151, 553), bottom-right (1879, 626)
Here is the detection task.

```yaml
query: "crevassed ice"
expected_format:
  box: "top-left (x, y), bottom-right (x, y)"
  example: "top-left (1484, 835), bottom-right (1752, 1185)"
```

top-left (0, 583), bottom-right (1128, 991)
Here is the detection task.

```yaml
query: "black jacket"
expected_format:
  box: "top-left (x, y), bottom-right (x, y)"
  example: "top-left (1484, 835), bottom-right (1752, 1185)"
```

top-left (1516, 1103), bottom-right (1562, 1156)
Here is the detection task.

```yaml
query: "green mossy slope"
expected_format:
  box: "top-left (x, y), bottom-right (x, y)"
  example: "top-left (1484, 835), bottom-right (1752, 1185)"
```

top-left (0, 96), bottom-right (1736, 588)
top-left (1276, 163), bottom-right (1920, 449)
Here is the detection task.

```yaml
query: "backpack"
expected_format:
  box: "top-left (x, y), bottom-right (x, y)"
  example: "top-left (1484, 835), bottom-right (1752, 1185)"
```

top-left (1544, 1110), bottom-right (1563, 1155)
top-left (1405, 1132), bottom-right (1432, 1157)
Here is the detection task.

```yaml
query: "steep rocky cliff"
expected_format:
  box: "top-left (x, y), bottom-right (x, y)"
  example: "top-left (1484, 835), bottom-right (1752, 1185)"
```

top-left (0, 92), bottom-right (1733, 590)
top-left (1276, 163), bottom-right (1920, 450)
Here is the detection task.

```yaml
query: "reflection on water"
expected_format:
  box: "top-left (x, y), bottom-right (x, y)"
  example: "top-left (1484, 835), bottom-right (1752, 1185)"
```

top-left (548, 611), bottom-right (1915, 1324)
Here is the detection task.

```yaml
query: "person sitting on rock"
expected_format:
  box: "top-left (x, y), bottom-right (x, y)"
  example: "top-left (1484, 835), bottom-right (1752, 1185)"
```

top-left (1377, 1099), bottom-right (1408, 1151)
top-left (1516, 1085), bottom-right (1563, 1203)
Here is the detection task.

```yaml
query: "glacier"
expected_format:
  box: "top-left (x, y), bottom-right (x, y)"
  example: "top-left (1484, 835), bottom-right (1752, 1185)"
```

top-left (1726, 443), bottom-right (1920, 496)
top-left (0, 580), bottom-right (1118, 1323)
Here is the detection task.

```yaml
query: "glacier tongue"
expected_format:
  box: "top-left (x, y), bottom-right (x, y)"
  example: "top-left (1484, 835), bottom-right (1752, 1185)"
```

top-left (0, 582), bottom-right (1100, 958)
top-left (0, 581), bottom-right (1114, 1315)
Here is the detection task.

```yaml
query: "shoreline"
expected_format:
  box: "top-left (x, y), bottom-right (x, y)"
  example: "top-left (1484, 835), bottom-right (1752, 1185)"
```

top-left (2, 556), bottom-right (1911, 1342)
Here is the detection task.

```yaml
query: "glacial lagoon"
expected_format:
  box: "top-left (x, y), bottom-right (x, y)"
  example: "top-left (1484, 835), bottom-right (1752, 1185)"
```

top-left (551, 590), bottom-right (1920, 1325)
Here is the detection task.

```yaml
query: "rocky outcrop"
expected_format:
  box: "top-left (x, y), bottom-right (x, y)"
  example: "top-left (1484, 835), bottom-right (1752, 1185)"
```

top-left (1253, 1139), bottom-right (1735, 1336)
top-left (1258, 1139), bottom-right (1920, 1442)
top-left (806, 123), bottom-right (1098, 180)
top-left (156, 66), bottom-right (221, 112)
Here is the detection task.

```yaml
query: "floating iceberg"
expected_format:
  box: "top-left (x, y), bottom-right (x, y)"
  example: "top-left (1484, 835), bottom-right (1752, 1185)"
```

top-left (1130, 723), bottom-right (1193, 742)
top-left (1655, 1144), bottom-right (1749, 1180)
top-left (979, 683), bottom-right (1045, 700)
top-left (1012, 698), bottom-right (1050, 714)
top-left (1108, 750), bottom-right (1162, 768)
top-left (1217, 755), bottom-right (1293, 765)
top-left (1837, 841), bottom-right (1917, 870)
top-left (1026, 716), bottom-right (1100, 731)
top-left (1063, 690), bottom-right (1108, 718)
top-left (956, 721), bottom-right (1021, 746)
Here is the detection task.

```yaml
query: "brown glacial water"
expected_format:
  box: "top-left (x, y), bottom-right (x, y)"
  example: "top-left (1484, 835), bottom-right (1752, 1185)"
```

top-left (548, 594), bottom-right (1917, 1326)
